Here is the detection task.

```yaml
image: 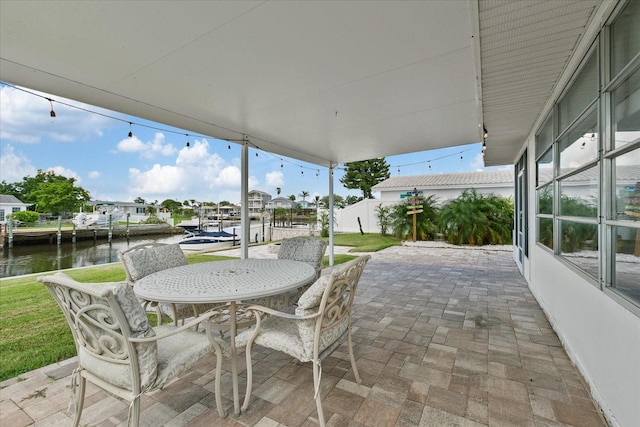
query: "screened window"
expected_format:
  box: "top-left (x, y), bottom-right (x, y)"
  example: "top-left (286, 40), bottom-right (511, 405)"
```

top-left (559, 220), bottom-right (599, 278)
top-left (558, 110), bottom-right (598, 173)
top-left (611, 0), bottom-right (640, 76)
top-left (611, 225), bottom-right (640, 306)
top-left (537, 183), bottom-right (553, 215)
top-left (0, 210), bottom-right (4, 222)
top-left (614, 147), bottom-right (640, 221)
top-left (612, 68), bottom-right (640, 150)
top-left (536, 115), bottom-right (553, 156)
top-left (558, 51), bottom-right (598, 132)
top-left (537, 217), bottom-right (553, 250)
top-left (559, 166), bottom-right (598, 218)
top-left (536, 148), bottom-right (553, 186)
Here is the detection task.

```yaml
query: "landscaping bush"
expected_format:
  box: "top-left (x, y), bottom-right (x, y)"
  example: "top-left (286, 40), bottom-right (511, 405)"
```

top-left (390, 195), bottom-right (439, 240)
top-left (11, 210), bottom-right (40, 224)
top-left (437, 189), bottom-right (513, 245)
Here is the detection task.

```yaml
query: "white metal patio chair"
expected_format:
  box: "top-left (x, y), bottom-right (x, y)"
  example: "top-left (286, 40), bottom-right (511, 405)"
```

top-left (38, 272), bottom-right (231, 426)
top-left (236, 254), bottom-right (370, 427)
top-left (119, 243), bottom-right (206, 325)
top-left (278, 236), bottom-right (327, 280)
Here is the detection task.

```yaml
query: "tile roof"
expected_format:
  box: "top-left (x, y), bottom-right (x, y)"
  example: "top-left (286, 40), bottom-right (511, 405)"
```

top-left (0, 194), bottom-right (28, 204)
top-left (372, 170), bottom-right (513, 190)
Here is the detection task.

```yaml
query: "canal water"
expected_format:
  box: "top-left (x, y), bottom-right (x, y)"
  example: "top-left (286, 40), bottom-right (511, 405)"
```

top-left (0, 234), bottom-right (185, 278)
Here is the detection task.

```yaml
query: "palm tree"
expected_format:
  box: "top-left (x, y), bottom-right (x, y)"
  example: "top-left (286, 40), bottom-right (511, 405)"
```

top-left (299, 190), bottom-right (310, 202)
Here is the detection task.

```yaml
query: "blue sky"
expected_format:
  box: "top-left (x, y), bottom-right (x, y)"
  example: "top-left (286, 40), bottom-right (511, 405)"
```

top-left (1, 83), bottom-right (503, 205)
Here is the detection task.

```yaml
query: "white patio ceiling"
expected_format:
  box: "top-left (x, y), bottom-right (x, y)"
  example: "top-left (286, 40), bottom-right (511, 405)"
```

top-left (0, 1), bottom-right (606, 168)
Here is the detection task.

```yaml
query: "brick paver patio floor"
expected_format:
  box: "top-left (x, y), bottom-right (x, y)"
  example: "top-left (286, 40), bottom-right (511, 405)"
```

top-left (0, 244), bottom-right (607, 426)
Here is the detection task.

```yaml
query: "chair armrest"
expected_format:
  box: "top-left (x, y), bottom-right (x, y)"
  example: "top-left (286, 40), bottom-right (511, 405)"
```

top-left (129, 306), bottom-right (230, 343)
top-left (244, 304), bottom-right (320, 321)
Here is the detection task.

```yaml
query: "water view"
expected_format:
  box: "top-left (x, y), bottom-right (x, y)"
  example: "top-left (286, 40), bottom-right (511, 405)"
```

top-left (0, 234), bottom-right (185, 278)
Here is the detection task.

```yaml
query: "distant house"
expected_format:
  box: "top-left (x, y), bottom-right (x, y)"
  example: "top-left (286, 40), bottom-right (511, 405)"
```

top-left (247, 190), bottom-right (272, 217)
top-left (372, 170), bottom-right (514, 204)
top-left (0, 194), bottom-right (32, 224)
top-left (265, 197), bottom-right (297, 211)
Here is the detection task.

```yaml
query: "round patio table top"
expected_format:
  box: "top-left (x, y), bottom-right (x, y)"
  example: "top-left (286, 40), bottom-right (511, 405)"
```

top-left (134, 258), bottom-right (316, 303)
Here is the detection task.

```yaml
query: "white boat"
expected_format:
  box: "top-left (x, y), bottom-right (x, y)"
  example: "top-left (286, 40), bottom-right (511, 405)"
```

top-left (178, 230), bottom-right (239, 251)
top-left (73, 204), bottom-right (124, 228)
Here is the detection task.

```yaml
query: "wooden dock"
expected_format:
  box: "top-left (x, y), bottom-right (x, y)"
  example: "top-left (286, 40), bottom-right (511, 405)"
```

top-left (0, 224), bottom-right (181, 248)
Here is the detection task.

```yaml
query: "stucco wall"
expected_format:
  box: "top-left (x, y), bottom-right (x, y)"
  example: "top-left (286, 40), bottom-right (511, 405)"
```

top-left (529, 246), bottom-right (640, 427)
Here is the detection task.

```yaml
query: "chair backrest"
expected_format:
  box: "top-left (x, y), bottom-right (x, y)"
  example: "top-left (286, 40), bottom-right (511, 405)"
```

top-left (38, 273), bottom-right (158, 393)
top-left (119, 243), bottom-right (187, 283)
top-left (278, 237), bottom-right (327, 277)
top-left (294, 255), bottom-right (370, 359)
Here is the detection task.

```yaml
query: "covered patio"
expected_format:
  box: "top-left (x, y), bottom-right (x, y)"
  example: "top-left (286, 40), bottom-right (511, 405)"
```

top-left (1, 1), bottom-right (638, 425)
top-left (1, 244), bottom-right (606, 426)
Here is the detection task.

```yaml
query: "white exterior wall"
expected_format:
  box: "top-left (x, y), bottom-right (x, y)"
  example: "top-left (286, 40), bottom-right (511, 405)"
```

top-left (378, 184), bottom-right (513, 204)
top-left (333, 199), bottom-right (396, 234)
top-left (529, 247), bottom-right (640, 427)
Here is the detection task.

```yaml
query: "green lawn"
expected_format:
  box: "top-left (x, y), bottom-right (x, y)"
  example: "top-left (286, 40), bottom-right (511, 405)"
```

top-left (0, 233), bottom-right (397, 381)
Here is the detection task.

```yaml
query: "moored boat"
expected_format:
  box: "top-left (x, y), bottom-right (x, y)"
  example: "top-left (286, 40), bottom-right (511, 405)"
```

top-left (178, 230), bottom-right (239, 251)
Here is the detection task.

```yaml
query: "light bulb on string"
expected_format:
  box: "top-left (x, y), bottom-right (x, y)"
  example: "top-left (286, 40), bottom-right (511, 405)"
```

top-left (185, 134), bottom-right (190, 148)
top-left (128, 122), bottom-right (133, 138)
top-left (316, 170), bottom-right (319, 177)
top-left (397, 167), bottom-right (400, 175)
top-left (47, 98), bottom-right (56, 117)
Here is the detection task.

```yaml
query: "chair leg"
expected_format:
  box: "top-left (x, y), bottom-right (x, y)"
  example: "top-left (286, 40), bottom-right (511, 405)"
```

top-left (312, 361), bottom-right (325, 427)
top-left (71, 373), bottom-right (86, 427)
top-left (241, 342), bottom-right (254, 412)
top-left (214, 349), bottom-right (225, 417)
top-left (347, 328), bottom-right (362, 384)
top-left (130, 396), bottom-right (141, 427)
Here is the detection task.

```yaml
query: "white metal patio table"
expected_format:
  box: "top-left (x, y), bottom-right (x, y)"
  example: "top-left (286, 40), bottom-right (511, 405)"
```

top-left (134, 258), bottom-right (316, 415)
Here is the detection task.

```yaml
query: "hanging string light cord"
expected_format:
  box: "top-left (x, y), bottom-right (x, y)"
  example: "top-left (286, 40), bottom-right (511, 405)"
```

top-left (2, 81), bottom-right (475, 177)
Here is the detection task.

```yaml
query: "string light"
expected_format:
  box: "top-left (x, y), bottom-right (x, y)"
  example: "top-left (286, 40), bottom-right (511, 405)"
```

top-left (47, 98), bottom-right (56, 117)
top-left (483, 126), bottom-right (488, 139)
top-left (6, 82), bottom-right (335, 180)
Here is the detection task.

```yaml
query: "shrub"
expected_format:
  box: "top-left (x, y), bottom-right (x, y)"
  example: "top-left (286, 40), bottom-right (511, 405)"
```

top-left (437, 189), bottom-right (513, 245)
top-left (11, 211), bottom-right (40, 224)
top-left (390, 195), bottom-right (439, 240)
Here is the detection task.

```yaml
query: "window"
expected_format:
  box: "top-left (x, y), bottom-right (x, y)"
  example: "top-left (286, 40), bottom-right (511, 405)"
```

top-left (559, 166), bottom-right (599, 218)
top-left (12, 207), bottom-right (21, 213)
top-left (557, 110), bottom-right (598, 174)
top-left (611, 0), bottom-right (640, 76)
top-left (558, 51), bottom-right (598, 132)
top-left (0, 209), bottom-right (4, 222)
top-left (612, 67), bottom-right (640, 150)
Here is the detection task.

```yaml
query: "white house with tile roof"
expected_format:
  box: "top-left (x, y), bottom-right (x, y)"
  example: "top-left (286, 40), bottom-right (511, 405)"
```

top-left (372, 170), bottom-right (514, 204)
top-left (333, 170), bottom-right (514, 234)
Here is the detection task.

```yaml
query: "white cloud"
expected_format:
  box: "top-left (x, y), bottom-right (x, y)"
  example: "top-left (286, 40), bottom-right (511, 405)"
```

top-left (88, 171), bottom-right (102, 179)
top-left (470, 152), bottom-right (485, 171)
top-left (0, 144), bottom-right (37, 182)
top-left (116, 132), bottom-right (177, 158)
top-left (0, 85), bottom-right (111, 144)
top-left (265, 170), bottom-right (284, 187)
top-left (125, 138), bottom-right (257, 202)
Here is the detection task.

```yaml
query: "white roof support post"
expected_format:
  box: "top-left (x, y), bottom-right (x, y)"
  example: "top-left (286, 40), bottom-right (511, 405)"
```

top-left (240, 139), bottom-right (249, 259)
top-left (328, 163), bottom-right (334, 267)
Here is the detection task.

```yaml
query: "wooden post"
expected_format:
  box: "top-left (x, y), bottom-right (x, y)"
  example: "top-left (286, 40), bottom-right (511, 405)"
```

top-left (412, 211), bottom-right (417, 242)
